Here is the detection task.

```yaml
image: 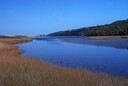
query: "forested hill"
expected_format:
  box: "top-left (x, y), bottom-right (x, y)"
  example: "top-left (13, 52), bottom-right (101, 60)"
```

top-left (48, 19), bottom-right (128, 36)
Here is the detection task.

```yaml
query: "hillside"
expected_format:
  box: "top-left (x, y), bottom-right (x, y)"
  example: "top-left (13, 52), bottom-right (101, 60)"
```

top-left (48, 19), bottom-right (128, 36)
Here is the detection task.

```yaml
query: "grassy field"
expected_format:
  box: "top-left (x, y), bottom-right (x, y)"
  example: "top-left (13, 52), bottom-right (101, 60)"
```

top-left (90, 35), bottom-right (128, 40)
top-left (0, 38), bottom-right (128, 86)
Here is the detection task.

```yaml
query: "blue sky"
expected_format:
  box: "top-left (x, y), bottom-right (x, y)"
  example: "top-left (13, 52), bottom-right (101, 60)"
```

top-left (0, 0), bottom-right (128, 35)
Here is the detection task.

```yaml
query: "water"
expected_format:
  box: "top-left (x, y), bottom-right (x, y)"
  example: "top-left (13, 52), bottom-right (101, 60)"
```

top-left (17, 36), bottom-right (128, 77)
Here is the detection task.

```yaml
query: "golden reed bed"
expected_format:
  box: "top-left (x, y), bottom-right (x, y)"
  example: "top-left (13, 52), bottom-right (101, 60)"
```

top-left (0, 37), bottom-right (128, 86)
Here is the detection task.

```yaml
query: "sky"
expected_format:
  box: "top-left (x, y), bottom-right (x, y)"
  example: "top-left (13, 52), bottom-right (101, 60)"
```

top-left (0, 0), bottom-right (128, 35)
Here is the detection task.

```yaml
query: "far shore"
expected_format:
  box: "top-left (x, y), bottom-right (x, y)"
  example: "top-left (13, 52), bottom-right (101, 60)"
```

top-left (90, 35), bottom-right (128, 40)
top-left (60, 36), bottom-right (128, 49)
top-left (0, 37), bottom-right (128, 86)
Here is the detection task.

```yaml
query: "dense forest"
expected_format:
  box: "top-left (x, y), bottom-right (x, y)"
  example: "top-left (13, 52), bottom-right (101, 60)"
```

top-left (48, 19), bottom-right (128, 36)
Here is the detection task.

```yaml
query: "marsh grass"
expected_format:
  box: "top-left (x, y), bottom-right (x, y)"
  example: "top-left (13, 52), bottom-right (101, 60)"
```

top-left (0, 38), bottom-right (128, 86)
top-left (17, 49), bottom-right (22, 54)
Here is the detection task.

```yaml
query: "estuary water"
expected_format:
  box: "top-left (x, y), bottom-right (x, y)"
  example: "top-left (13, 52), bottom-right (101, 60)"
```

top-left (17, 36), bottom-right (128, 77)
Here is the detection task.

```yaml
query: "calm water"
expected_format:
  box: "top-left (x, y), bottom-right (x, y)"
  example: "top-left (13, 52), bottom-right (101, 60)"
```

top-left (17, 36), bottom-right (128, 77)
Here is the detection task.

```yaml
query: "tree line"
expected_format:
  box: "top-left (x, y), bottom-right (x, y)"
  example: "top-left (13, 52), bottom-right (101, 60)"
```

top-left (48, 19), bottom-right (128, 36)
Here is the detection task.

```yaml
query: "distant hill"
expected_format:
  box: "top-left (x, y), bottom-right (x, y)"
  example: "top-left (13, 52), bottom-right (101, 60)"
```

top-left (13, 35), bottom-right (27, 38)
top-left (48, 19), bottom-right (128, 36)
top-left (0, 35), bottom-right (27, 38)
top-left (0, 35), bottom-right (11, 38)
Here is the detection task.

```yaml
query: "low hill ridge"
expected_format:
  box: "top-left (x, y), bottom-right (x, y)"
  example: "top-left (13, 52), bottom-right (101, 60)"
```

top-left (48, 19), bottom-right (128, 36)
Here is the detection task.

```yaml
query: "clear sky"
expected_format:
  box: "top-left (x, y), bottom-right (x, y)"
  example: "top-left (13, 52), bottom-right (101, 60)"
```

top-left (0, 0), bottom-right (128, 35)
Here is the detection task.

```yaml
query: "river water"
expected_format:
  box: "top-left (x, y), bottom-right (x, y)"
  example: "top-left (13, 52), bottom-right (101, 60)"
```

top-left (17, 36), bottom-right (128, 77)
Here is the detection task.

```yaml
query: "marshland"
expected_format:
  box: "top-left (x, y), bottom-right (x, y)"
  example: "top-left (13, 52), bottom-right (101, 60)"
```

top-left (1, 0), bottom-right (128, 86)
top-left (0, 37), bottom-right (128, 86)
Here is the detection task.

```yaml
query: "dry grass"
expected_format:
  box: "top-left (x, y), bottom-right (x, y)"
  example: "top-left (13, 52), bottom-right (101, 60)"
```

top-left (90, 35), bottom-right (128, 40)
top-left (0, 37), bottom-right (32, 44)
top-left (0, 38), bottom-right (128, 86)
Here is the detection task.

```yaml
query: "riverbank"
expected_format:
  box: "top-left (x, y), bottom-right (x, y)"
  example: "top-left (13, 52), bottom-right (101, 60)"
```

top-left (61, 36), bottom-right (128, 49)
top-left (0, 38), bottom-right (128, 86)
top-left (90, 35), bottom-right (128, 40)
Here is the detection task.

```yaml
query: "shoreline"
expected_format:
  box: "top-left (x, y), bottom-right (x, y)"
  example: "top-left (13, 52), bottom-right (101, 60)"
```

top-left (0, 37), bottom-right (128, 86)
top-left (90, 35), bottom-right (128, 40)
top-left (61, 36), bottom-right (128, 49)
